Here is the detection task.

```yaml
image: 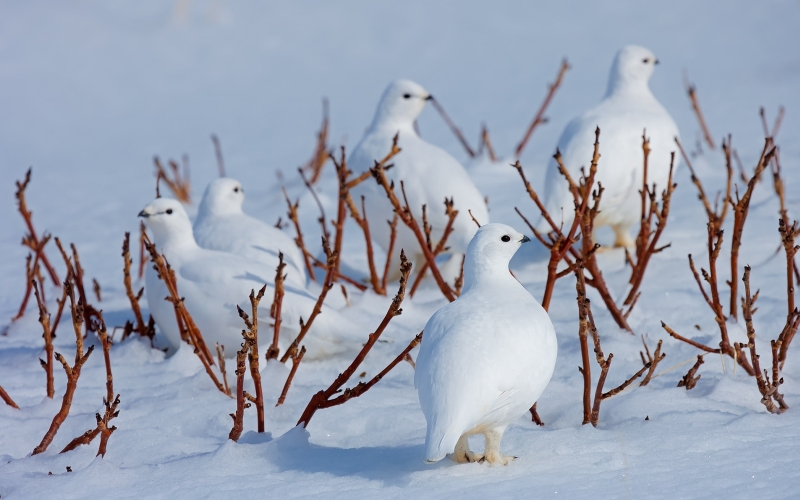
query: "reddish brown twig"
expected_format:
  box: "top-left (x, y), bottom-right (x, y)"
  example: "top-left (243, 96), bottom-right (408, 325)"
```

top-left (32, 281), bottom-right (95, 455)
top-left (216, 344), bottom-right (230, 396)
top-left (282, 187), bottom-right (317, 282)
top-left (276, 346), bottom-right (306, 406)
top-left (122, 233), bottom-right (153, 343)
top-left (729, 139), bottom-right (776, 319)
top-left (344, 186), bottom-right (384, 293)
top-left (266, 253), bottom-right (287, 360)
top-left (297, 253), bottom-right (413, 427)
top-left (144, 237), bottom-right (228, 394)
top-left (370, 162), bottom-right (456, 302)
top-left (428, 97), bottom-right (475, 158)
top-left (576, 264), bottom-right (649, 427)
top-left (138, 221), bottom-right (147, 280)
top-left (228, 338), bottom-right (252, 442)
top-left (95, 314), bottom-right (119, 457)
top-left (154, 156), bottom-right (191, 203)
top-left (480, 124), bottom-right (497, 162)
top-left (622, 136), bottom-right (677, 315)
top-left (382, 214), bottom-right (399, 292)
top-left (280, 238), bottom-right (337, 363)
top-left (639, 338), bottom-right (666, 387)
top-left (13, 234), bottom-right (52, 322)
top-left (777, 219), bottom-right (800, 366)
top-left (237, 285), bottom-right (267, 432)
top-left (739, 266), bottom-right (788, 413)
top-left (14, 168), bottom-right (60, 289)
top-left (298, 167), bottom-right (331, 243)
top-left (515, 58), bottom-right (570, 157)
top-left (684, 73), bottom-right (715, 150)
top-left (678, 355), bottom-right (704, 390)
top-left (0, 385), bottom-right (19, 409)
top-left (304, 98), bottom-right (331, 184)
top-left (529, 402), bottom-right (544, 426)
top-left (33, 280), bottom-right (55, 398)
top-left (92, 279), bottom-right (102, 302)
top-left (409, 198), bottom-right (459, 297)
top-left (210, 134), bottom-right (226, 178)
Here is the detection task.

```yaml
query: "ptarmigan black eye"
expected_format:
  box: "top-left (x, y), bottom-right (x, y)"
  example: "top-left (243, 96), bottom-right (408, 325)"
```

top-left (642, 58), bottom-right (650, 64)
top-left (233, 187), bottom-right (240, 193)
top-left (501, 235), bottom-right (511, 242)
top-left (403, 93), bottom-right (411, 99)
top-left (166, 209), bottom-right (173, 214)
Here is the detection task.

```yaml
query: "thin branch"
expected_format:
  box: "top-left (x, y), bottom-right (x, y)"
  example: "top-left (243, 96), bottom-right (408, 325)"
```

top-left (515, 58), bottom-right (570, 157)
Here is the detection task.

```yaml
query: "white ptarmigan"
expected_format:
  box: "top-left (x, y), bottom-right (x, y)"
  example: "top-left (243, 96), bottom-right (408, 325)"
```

top-left (541, 45), bottom-right (680, 247)
top-left (139, 197), bottom-right (354, 359)
top-left (350, 79), bottom-right (490, 279)
top-left (415, 223), bottom-right (557, 465)
top-left (193, 178), bottom-right (307, 289)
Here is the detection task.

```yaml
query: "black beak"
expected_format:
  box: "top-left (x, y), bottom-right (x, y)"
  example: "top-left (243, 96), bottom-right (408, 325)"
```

top-left (520, 235), bottom-right (531, 243)
top-left (138, 210), bottom-right (149, 218)
top-left (425, 94), bottom-right (433, 101)
top-left (654, 59), bottom-right (660, 65)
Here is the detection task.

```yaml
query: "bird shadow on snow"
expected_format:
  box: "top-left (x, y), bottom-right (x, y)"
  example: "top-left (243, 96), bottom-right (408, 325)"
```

top-left (264, 426), bottom-right (439, 487)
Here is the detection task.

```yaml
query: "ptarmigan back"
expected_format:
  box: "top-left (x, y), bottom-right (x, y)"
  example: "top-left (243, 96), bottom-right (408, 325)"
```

top-left (415, 223), bottom-right (557, 465)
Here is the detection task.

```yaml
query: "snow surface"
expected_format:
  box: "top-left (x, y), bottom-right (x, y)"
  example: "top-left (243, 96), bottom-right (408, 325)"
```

top-left (2, 1), bottom-right (800, 498)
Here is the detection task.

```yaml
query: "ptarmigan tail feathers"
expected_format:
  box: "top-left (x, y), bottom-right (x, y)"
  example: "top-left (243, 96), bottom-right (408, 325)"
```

top-left (423, 421), bottom-right (462, 463)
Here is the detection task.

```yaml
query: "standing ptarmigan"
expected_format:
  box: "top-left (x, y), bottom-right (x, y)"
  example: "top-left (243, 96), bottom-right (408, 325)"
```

top-left (193, 178), bottom-right (307, 289)
top-left (415, 223), bottom-right (557, 465)
top-left (350, 79), bottom-right (489, 279)
top-left (541, 45), bottom-right (680, 247)
top-left (140, 197), bottom-right (355, 359)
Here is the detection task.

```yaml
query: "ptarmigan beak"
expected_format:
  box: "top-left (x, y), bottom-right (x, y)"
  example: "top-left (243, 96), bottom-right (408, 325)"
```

top-left (520, 235), bottom-right (531, 243)
top-left (654, 59), bottom-right (660, 65)
top-left (138, 210), bottom-right (150, 218)
top-left (425, 94), bottom-right (433, 101)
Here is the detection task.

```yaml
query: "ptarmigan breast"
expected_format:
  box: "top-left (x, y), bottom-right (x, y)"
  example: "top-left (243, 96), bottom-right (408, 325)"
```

top-left (415, 223), bottom-right (557, 465)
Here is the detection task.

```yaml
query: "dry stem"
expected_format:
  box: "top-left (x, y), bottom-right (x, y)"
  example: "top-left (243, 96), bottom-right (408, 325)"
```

top-left (237, 286), bottom-right (267, 432)
top-left (297, 253), bottom-right (413, 427)
top-left (154, 156), bottom-right (191, 203)
top-left (276, 346), bottom-right (306, 406)
top-left (32, 281), bottom-right (95, 455)
top-left (280, 238), bottom-right (337, 363)
top-left (515, 58), bottom-right (570, 157)
top-left (684, 73), bottom-right (716, 150)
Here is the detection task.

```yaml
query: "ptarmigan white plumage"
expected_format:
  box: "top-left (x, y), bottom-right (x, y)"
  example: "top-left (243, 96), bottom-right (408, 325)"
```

top-left (193, 178), bottom-right (306, 288)
top-left (350, 79), bottom-right (489, 279)
top-left (415, 223), bottom-right (557, 465)
top-left (541, 45), bottom-right (680, 247)
top-left (140, 197), bottom-right (354, 359)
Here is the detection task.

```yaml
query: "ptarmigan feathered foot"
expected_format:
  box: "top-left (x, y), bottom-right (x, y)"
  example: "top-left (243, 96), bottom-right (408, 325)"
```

top-left (450, 428), bottom-right (516, 465)
top-left (612, 224), bottom-right (636, 249)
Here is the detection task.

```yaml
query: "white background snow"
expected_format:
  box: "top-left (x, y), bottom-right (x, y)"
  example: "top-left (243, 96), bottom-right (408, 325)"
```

top-left (2, 1), bottom-right (800, 498)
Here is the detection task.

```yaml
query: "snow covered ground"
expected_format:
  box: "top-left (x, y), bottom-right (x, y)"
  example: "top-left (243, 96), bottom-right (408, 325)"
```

top-left (2, 1), bottom-right (800, 498)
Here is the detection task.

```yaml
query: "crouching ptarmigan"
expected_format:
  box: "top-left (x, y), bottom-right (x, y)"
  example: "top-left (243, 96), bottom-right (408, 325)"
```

top-left (541, 45), bottom-right (680, 248)
top-left (415, 223), bottom-right (557, 465)
top-left (139, 197), bottom-right (356, 359)
top-left (193, 178), bottom-right (307, 288)
top-left (350, 79), bottom-right (489, 280)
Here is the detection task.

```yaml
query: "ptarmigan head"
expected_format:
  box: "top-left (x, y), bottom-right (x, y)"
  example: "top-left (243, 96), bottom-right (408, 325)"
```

top-left (606, 45), bottom-right (659, 95)
top-left (198, 178), bottom-right (245, 217)
top-left (138, 198), bottom-right (194, 248)
top-left (371, 79), bottom-right (431, 128)
top-left (463, 223), bottom-right (530, 289)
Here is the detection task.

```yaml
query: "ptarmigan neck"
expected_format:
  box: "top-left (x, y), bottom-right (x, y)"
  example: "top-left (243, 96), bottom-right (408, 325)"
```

top-left (462, 258), bottom-right (517, 294)
top-left (604, 79), bottom-right (655, 102)
top-left (154, 226), bottom-right (200, 255)
top-left (369, 117), bottom-right (419, 138)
